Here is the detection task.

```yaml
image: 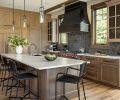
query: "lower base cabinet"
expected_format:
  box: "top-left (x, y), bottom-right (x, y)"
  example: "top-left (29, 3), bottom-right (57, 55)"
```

top-left (86, 63), bottom-right (100, 80)
top-left (81, 56), bottom-right (120, 87)
top-left (101, 64), bottom-right (119, 86)
top-left (100, 58), bottom-right (119, 86)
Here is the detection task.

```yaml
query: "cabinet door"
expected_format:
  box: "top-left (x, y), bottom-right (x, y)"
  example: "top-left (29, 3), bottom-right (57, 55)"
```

top-left (116, 28), bottom-right (120, 39)
top-left (109, 6), bottom-right (115, 17)
top-left (0, 9), bottom-right (12, 25)
top-left (86, 62), bottom-right (100, 80)
top-left (101, 64), bottom-right (119, 86)
top-left (116, 4), bottom-right (120, 15)
top-left (109, 28), bottom-right (115, 39)
top-left (29, 13), bottom-right (40, 29)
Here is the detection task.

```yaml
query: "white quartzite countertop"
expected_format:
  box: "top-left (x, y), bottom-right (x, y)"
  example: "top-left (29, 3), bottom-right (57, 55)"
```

top-left (77, 53), bottom-right (120, 59)
top-left (1, 54), bottom-right (85, 70)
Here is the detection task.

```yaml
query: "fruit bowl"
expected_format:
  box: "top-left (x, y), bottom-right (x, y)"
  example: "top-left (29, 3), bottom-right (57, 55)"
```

top-left (44, 54), bottom-right (57, 61)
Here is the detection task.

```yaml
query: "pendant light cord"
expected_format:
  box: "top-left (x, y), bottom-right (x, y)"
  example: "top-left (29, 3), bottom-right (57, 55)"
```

top-left (13, 0), bottom-right (14, 23)
top-left (41, 0), bottom-right (43, 7)
top-left (24, 0), bottom-right (25, 16)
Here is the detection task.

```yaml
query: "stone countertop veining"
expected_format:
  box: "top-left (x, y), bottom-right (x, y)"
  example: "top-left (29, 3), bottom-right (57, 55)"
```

top-left (1, 54), bottom-right (86, 70)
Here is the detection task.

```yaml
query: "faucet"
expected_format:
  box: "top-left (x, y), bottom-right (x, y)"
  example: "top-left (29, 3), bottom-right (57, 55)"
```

top-left (28, 42), bottom-right (38, 55)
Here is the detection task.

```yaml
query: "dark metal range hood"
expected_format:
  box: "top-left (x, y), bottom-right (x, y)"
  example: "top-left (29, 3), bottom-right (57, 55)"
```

top-left (59, 1), bottom-right (90, 33)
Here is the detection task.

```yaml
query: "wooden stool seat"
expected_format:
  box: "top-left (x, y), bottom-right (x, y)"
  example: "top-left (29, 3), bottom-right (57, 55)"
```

top-left (0, 95), bottom-right (9, 100)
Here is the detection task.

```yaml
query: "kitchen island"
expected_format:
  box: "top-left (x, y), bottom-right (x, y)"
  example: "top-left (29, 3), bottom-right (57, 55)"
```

top-left (1, 54), bottom-right (86, 100)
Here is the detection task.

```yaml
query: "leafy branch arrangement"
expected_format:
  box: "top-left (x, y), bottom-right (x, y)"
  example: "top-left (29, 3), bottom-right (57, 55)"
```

top-left (8, 35), bottom-right (29, 48)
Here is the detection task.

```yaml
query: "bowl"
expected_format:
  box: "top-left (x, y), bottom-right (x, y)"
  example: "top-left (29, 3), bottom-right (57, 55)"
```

top-left (44, 55), bottom-right (57, 61)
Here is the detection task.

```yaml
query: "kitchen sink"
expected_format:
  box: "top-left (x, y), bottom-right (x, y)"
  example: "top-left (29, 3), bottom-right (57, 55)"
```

top-left (32, 54), bottom-right (42, 56)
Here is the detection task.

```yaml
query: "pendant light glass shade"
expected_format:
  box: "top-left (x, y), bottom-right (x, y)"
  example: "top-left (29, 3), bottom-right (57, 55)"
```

top-left (23, 15), bottom-right (27, 28)
top-left (12, 21), bottom-right (15, 31)
top-left (23, 0), bottom-right (27, 28)
top-left (40, 0), bottom-right (44, 23)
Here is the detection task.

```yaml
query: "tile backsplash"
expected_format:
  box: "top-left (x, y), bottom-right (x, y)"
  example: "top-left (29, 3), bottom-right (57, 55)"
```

top-left (68, 32), bottom-right (91, 52)
top-left (68, 32), bottom-right (120, 55)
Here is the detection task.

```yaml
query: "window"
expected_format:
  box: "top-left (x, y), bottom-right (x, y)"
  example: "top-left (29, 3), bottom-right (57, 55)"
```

top-left (95, 7), bottom-right (108, 44)
top-left (60, 33), bottom-right (68, 44)
top-left (58, 15), bottom-right (68, 44)
top-left (92, 2), bottom-right (108, 46)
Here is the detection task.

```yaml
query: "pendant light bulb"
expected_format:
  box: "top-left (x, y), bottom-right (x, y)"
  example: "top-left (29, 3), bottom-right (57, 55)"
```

top-left (12, 21), bottom-right (15, 31)
top-left (12, 25), bottom-right (15, 31)
top-left (12, 0), bottom-right (15, 31)
top-left (23, 16), bottom-right (27, 28)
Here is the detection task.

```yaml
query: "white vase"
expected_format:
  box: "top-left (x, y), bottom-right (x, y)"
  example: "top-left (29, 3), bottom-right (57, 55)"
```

top-left (16, 46), bottom-right (23, 54)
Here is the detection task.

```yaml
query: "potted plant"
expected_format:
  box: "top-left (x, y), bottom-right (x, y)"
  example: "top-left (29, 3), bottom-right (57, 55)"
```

top-left (8, 35), bottom-right (28, 54)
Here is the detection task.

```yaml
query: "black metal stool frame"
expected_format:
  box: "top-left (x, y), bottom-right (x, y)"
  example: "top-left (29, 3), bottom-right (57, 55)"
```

top-left (6, 59), bottom-right (39, 100)
top-left (55, 62), bottom-right (87, 100)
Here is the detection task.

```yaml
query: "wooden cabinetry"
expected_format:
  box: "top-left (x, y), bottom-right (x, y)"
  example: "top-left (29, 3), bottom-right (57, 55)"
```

top-left (48, 21), bottom-right (52, 42)
top-left (101, 58), bottom-right (119, 86)
top-left (109, 4), bottom-right (120, 42)
top-left (83, 56), bottom-right (101, 80)
top-left (81, 55), bottom-right (120, 87)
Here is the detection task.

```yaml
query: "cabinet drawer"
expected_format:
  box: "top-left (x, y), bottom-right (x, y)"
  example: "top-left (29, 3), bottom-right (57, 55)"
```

top-left (86, 70), bottom-right (99, 80)
top-left (86, 63), bottom-right (100, 71)
top-left (101, 58), bottom-right (119, 65)
top-left (85, 56), bottom-right (99, 62)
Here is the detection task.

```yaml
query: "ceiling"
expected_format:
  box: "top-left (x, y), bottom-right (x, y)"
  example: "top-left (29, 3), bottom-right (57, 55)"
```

top-left (0, 0), bottom-right (92, 12)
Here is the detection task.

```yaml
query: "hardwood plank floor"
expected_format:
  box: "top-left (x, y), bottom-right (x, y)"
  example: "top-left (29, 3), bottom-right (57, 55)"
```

top-left (0, 79), bottom-right (120, 100)
top-left (72, 79), bottom-right (120, 100)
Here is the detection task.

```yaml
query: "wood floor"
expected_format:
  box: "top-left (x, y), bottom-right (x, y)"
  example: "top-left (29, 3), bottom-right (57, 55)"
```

top-left (72, 79), bottom-right (120, 100)
top-left (0, 79), bottom-right (120, 100)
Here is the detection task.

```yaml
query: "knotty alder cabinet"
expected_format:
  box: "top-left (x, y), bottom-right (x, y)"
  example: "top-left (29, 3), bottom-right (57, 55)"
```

top-left (82, 56), bottom-right (101, 80)
top-left (81, 56), bottom-right (120, 87)
top-left (101, 58), bottom-right (119, 86)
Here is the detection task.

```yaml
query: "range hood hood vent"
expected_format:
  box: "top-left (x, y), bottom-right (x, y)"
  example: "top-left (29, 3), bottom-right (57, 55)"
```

top-left (59, 1), bottom-right (90, 33)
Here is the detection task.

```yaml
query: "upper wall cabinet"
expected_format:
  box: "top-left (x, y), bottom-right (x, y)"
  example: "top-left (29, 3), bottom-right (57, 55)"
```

top-left (0, 9), bottom-right (12, 25)
top-left (48, 21), bottom-right (52, 42)
top-left (28, 13), bottom-right (40, 29)
top-left (109, 4), bottom-right (120, 42)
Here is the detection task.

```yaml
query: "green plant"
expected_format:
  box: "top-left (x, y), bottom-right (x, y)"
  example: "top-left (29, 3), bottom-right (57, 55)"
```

top-left (8, 35), bottom-right (29, 48)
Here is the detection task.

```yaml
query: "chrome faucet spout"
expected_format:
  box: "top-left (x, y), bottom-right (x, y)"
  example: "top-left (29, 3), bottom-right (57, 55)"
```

top-left (28, 42), bottom-right (38, 55)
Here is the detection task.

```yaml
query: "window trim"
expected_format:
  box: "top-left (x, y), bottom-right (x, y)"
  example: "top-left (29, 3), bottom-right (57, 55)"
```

top-left (91, 2), bottom-right (109, 48)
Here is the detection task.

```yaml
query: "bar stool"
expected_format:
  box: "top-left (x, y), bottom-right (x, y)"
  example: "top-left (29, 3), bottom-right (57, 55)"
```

top-left (0, 56), bottom-right (9, 88)
top-left (7, 59), bottom-right (39, 100)
top-left (0, 56), bottom-right (25, 93)
top-left (55, 62), bottom-right (87, 100)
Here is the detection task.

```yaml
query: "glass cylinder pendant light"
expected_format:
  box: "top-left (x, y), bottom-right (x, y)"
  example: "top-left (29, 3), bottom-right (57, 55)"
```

top-left (40, 0), bottom-right (44, 23)
top-left (12, 0), bottom-right (15, 31)
top-left (23, 0), bottom-right (27, 28)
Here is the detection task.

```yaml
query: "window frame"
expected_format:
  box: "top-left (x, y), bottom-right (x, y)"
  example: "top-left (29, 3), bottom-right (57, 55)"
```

top-left (91, 2), bottom-right (109, 48)
top-left (58, 14), bottom-right (68, 45)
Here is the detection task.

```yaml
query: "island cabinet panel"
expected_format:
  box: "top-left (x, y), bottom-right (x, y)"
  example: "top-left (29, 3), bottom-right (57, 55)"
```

top-left (100, 58), bottom-right (119, 86)
top-left (48, 68), bottom-right (66, 99)
top-left (46, 66), bottom-right (79, 100)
